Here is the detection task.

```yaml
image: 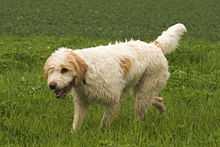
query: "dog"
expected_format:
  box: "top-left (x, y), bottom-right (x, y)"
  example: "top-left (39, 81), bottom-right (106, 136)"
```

top-left (44, 23), bottom-right (187, 131)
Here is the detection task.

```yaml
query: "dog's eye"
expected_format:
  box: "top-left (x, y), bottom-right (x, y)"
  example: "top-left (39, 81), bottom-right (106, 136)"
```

top-left (61, 68), bottom-right (68, 74)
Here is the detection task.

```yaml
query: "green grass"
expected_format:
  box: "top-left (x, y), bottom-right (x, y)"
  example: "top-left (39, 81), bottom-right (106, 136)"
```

top-left (0, 0), bottom-right (220, 146)
top-left (1, 0), bottom-right (220, 40)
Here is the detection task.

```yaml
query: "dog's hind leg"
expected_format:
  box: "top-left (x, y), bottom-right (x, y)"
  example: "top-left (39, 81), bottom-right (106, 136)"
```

top-left (134, 70), bottom-right (169, 120)
top-left (100, 102), bottom-right (120, 128)
top-left (72, 96), bottom-right (89, 131)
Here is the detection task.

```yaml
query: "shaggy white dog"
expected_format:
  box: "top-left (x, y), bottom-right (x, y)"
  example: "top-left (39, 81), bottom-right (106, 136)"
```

top-left (44, 23), bottom-right (187, 130)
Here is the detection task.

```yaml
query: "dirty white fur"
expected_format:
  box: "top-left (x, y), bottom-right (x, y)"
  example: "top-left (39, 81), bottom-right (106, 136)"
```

top-left (44, 23), bottom-right (187, 130)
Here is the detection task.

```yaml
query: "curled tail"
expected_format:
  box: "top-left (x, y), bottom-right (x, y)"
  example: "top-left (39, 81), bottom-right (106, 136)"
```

top-left (153, 23), bottom-right (187, 54)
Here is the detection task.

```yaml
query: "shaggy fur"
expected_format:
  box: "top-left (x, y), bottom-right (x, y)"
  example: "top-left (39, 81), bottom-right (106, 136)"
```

top-left (44, 23), bottom-right (187, 131)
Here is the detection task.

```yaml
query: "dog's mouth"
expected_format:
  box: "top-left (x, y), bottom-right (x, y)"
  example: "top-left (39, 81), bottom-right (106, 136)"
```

top-left (53, 80), bottom-right (75, 98)
top-left (54, 89), bottom-right (67, 98)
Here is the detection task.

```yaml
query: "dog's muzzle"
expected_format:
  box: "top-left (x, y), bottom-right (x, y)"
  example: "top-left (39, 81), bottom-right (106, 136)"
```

top-left (49, 80), bottom-right (75, 99)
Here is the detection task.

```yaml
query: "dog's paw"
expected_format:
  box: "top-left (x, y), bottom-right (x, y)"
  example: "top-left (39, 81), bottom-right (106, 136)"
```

top-left (151, 97), bottom-right (166, 113)
top-left (70, 127), bottom-right (78, 134)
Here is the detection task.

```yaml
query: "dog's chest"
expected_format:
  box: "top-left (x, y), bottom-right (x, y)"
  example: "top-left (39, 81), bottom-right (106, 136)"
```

top-left (74, 75), bottom-right (124, 104)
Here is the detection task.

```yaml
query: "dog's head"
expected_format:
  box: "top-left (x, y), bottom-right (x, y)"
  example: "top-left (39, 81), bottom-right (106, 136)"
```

top-left (43, 48), bottom-right (88, 98)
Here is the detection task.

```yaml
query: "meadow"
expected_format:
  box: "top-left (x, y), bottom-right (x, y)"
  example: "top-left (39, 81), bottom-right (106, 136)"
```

top-left (0, 0), bottom-right (220, 146)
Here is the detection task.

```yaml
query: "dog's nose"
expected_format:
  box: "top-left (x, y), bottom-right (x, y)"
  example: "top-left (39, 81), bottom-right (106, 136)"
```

top-left (49, 82), bottom-right (57, 90)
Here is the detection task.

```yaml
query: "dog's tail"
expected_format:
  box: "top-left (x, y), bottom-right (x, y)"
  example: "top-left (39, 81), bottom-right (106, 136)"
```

top-left (153, 23), bottom-right (187, 54)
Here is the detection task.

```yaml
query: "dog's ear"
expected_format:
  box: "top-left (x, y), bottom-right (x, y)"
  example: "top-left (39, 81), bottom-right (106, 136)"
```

top-left (43, 57), bottom-right (54, 79)
top-left (67, 51), bottom-right (88, 83)
top-left (43, 60), bottom-right (49, 79)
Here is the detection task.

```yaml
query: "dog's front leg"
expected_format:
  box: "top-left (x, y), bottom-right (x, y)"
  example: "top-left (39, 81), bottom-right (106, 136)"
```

top-left (72, 97), bottom-right (88, 131)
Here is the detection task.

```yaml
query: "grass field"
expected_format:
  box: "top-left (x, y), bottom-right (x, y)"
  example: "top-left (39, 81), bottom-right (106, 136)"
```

top-left (0, 0), bottom-right (220, 146)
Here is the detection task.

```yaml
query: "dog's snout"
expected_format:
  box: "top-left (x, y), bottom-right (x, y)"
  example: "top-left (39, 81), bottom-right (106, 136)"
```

top-left (49, 82), bottom-right (57, 90)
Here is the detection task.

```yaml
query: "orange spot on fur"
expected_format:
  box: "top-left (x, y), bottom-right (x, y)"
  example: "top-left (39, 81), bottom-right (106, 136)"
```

top-left (119, 57), bottom-right (131, 77)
